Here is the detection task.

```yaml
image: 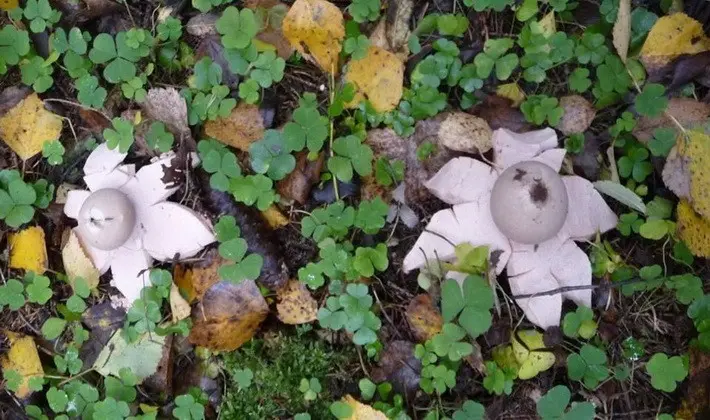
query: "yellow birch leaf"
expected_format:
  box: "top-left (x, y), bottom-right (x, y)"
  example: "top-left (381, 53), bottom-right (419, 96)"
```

top-left (0, 93), bottom-right (63, 160)
top-left (282, 0), bottom-right (344, 75)
top-left (665, 131), bottom-right (710, 221)
top-left (0, 0), bottom-right (18, 10)
top-left (344, 46), bottom-right (404, 113)
top-left (495, 83), bottom-right (526, 107)
top-left (62, 229), bottom-right (101, 290)
top-left (203, 102), bottom-right (265, 151)
top-left (343, 395), bottom-right (388, 419)
top-left (1, 331), bottom-right (44, 399)
top-left (170, 283), bottom-right (192, 322)
top-left (640, 13), bottom-right (710, 75)
top-left (511, 330), bottom-right (555, 380)
top-left (261, 205), bottom-right (289, 229)
top-left (612, 0), bottom-right (631, 62)
top-left (276, 279), bottom-right (317, 324)
top-left (677, 200), bottom-right (710, 258)
top-left (8, 226), bottom-right (47, 275)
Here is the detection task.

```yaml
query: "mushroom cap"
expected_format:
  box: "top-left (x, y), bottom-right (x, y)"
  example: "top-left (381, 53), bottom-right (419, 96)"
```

top-left (77, 189), bottom-right (136, 251)
top-left (490, 160), bottom-right (568, 244)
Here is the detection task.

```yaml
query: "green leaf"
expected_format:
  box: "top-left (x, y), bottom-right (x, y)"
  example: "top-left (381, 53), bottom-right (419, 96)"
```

top-left (103, 118), bottom-right (134, 153)
top-left (47, 387), bottom-right (68, 413)
top-left (42, 140), bottom-right (65, 165)
top-left (646, 353), bottom-right (688, 392)
top-left (216, 6), bottom-right (259, 50)
top-left (26, 274), bottom-right (52, 304)
top-left (190, 57), bottom-right (222, 91)
top-left (348, 0), bottom-right (381, 23)
top-left (330, 401), bottom-right (354, 419)
top-left (233, 368), bottom-right (253, 390)
top-left (537, 385), bottom-right (570, 419)
top-left (41, 317), bottom-right (67, 340)
top-left (145, 121), bottom-right (174, 153)
top-left (569, 68), bottom-right (592, 93)
top-left (249, 129), bottom-right (296, 180)
top-left (344, 35), bottom-right (371, 60)
top-left (0, 26), bottom-right (31, 67)
top-left (89, 33), bottom-right (117, 64)
top-left (636, 83), bottom-right (668, 117)
top-left (648, 128), bottom-right (676, 157)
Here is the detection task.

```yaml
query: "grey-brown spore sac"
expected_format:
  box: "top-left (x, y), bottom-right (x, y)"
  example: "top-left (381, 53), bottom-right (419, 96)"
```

top-left (490, 160), bottom-right (569, 244)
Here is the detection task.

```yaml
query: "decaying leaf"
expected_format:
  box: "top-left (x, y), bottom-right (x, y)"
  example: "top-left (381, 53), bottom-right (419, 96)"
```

top-left (282, 0), bottom-right (345, 74)
top-left (437, 112), bottom-right (493, 154)
top-left (174, 252), bottom-right (223, 303)
top-left (640, 13), bottom-right (710, 76)
top-left (663, 131), bottom-right (710, 220)
top-left (189, 280), bottom-right (269, 351)
top-left (170, 283), bottom-right (192, 322)
top-left (0, 0), bottom-right (19, 10)
top-left (634, 98), bottom-right (710, 142)
top-left (261, 205), bottom-right (289, 229)
top-left (557, 95), bottom-right (596, 136)
top-left (612, 0), bottom-right (631, 62)
top-left (342, 395), bottom-right (388, 419)
top-left (8, 226), bottom-right (47, 275)
top-left (368, 0), bottom-right (413, 60)
top-left (140, 88), bottom-right (191, 138)
top-left (496, 83), bottom-right (526, 107)
top-left (406, 294), bottom-right (443, 342)
top-left (62, 229), bottom-right (101, 290)
top-left (676, 347), bottom-right (710, 419)
top-left (470, 95), bottom-right (532, 132)
top-left (246, 0), bottom-right (294, 60)
top-left (371, 340), bottom-right (422, 396)
top-left (0, 331), bottom-right (44, 399)
top-left (511, 330), bottom-right (555, 380)
top-left (677, 200), bottom-right (710, 257)
top-left (276, 279), bottom-right (317, 324)
top-left (0, 93), bottom-right (63, 160)
top-left (203, 102), bottom-right (265, 151)
top-left (345, 46), bottom-right (404, 113)
top-left (93, 330), bottom-right (166, 382)
top-left (277, 151), bottom-right (325, 204)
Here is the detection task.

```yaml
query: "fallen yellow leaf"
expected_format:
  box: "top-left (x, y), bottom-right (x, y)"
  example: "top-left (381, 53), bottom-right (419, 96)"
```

top-left (261, 205), bottom-right (289, 229)
top-left (1, 331), bottom-right (44, 399)
top-left (511, 330), bottom-right (555, 380)
top-left (677, 200), bottom-right (710, 258)
top-left (640, 13), bottom-right (710, 75)
top-left (345, 46), bottom-right (404, 113)
top-left (406, 294), bottom-right (442, 342)
top-left (170, 283), bottom-right (192, 322)
top-left (0, 93), bottom-right (63, 160)
top-left (189, 280), bottom-right (269, 351)
top-left (666, 131), bottom-right (710, 221)
top-left (0, 0), bottom-right (18, 10)
top-left (276, 279), bottom-right (317, 324)
top-left (343, 395), bottom-right (388, 419)
top-left (282, 0), bottom-right (345, 74)
top-left (173, 254), bottom-right (223, 303)
top-left (8, 226), bottom-right (47, 275)
top-left (496, 83), bottom-right (526, 107)
top-left (203, 102), bottom-right (265, 151)
top-left (62, 229), bottom-right (101, 290)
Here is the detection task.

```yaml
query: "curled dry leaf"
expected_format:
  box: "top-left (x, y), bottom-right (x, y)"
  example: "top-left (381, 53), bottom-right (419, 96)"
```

top-left (282, 0), bottom-right (344, 74)
top-left (470, 95), bottom-right (532, 132)
top-left (342, 395), bottom-right (388, 419)
top-left (261, 205), bottom-right (289, 229)
top-left (406, 294), bottom-right (443, 342)
top-left (189, 280), bottom-right (269, 351)
top-left (186, 13), bottom-right (219, 37)
top-left (557, 95), bottom-right (596, 136)
top-left (170, 283), bottom-right (192, 322)
top-left (276, 279), bottom-right (317, 324)
top-left (62, 229), bottom-right (101, 290)
top-left (277, 151), bottom-right (325, 204)
top-left (368, 0), bottom-right (413, 60)
top-left (676, 200), bottom-right (710, 257)
top-left (8, 226), bottom-right (47, 275)
top-left (640, 13), bottom-right (710, 77)
top-left (345, 46), bottom-right (404, 113)
top-left (612, 0), bottom-right (631, 62)
top-left (0, 331), bottom-right (44, 399)
top-left (634, 98), bottom-right (710, 142)
top-left (93, 330), bottom-right (166, 382)
top-left (0, 92), bottom-right (62, 160)
top-left (140, 88), bottom-right (191, 139)
top-left (203, 102), bottom-right (265, 151)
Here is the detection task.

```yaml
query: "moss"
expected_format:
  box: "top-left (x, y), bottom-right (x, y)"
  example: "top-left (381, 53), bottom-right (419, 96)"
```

top-left (220, 331), bottom-right (355, 419)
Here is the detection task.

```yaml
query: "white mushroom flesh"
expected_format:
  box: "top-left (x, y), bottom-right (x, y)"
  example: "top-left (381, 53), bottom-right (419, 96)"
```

top-left (489, 160), bottom-right (568, 244)
top-left (77, 189), bottom-right (137, 251)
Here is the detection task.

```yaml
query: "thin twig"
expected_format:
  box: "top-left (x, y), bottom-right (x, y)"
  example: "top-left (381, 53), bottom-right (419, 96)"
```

top-left (510, 277), bottom-right (647, 299)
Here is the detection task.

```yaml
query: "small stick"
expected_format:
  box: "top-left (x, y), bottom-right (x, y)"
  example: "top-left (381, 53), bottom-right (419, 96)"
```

top-left (511, 277), bottom-right (647, 300)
